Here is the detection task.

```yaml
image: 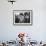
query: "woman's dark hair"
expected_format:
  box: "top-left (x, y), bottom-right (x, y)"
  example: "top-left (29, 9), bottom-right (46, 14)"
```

top-left (20, 13), bottom-right (23, 16)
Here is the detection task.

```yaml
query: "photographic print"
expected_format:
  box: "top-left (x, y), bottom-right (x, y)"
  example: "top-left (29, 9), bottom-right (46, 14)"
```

top-left (13, 10), bottom-right (32, 25)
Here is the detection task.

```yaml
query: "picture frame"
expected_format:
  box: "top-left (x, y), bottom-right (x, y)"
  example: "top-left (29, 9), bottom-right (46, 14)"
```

top-left (13, 10), bottom-right (33, 25)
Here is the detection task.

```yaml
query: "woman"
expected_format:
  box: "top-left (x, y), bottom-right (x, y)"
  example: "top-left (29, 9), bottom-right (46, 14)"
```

top-left (18, 13), bottom-right (25, 23)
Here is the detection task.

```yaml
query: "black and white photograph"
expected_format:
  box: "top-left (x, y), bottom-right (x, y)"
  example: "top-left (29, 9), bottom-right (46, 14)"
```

top-left (13, 10), bottom-right (32, 25)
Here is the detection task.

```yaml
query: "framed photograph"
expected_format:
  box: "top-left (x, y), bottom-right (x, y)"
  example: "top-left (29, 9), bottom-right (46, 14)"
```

top-left (13, 10), bottom-right (33, 25)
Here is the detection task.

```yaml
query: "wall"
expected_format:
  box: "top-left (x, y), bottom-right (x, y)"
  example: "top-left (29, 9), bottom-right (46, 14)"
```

top-left (0, 0), bottom-right (46, 42)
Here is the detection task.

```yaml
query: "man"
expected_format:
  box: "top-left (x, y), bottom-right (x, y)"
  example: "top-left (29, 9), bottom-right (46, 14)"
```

top-left (24, 12), bottom-right (30, 23)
